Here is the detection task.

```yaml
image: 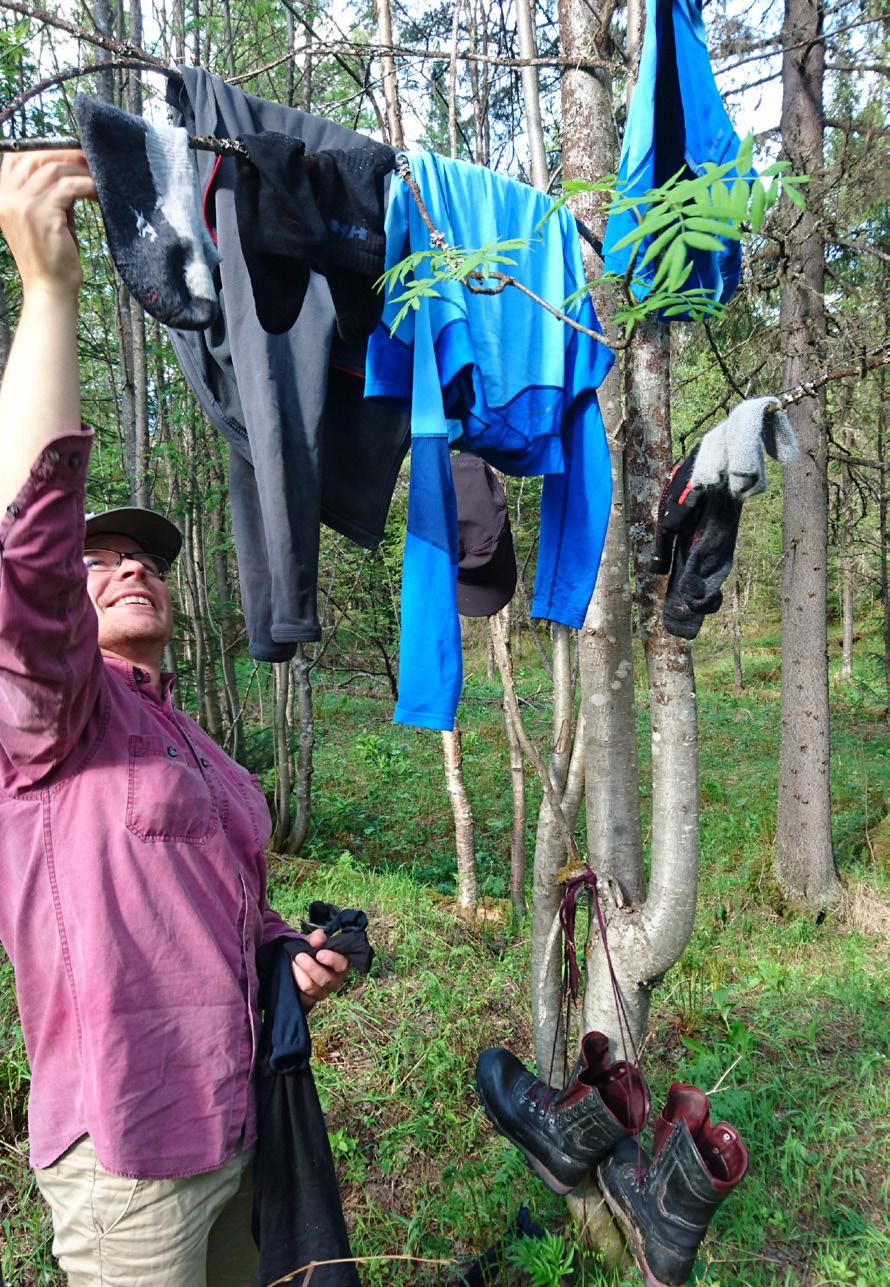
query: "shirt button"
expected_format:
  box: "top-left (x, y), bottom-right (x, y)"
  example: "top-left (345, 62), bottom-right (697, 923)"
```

top-left (6, 504), bottom-right (19, 516)
top-left (134, 668), bottom-right (145, 682)
top-left (47, 448), bottom-right (60, 464)
top-left (167, 745), bottom-right (178, 757)
top-left (69, 452), bottom-right (82, 468)
top-left (200, 757), bottom-right (209, 768)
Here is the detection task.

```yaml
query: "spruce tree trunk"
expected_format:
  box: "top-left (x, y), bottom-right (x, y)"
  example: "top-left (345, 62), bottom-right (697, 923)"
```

top-left (878, 379), bottom-right (890, 721)
top-left (840, 422), bottom-right (854, 683)
top-left (774, 0), bottom-right (841, 911)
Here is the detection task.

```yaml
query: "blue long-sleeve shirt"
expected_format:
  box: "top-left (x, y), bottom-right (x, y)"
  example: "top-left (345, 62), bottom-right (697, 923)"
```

top-left (603, 0), bottom-right (747, 315)
top-left (366, 151), bottom-right (613, 730)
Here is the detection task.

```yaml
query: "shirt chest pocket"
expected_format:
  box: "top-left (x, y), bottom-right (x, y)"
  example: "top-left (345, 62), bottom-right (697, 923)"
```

top-left (126, 735), bottom-right (218, 844)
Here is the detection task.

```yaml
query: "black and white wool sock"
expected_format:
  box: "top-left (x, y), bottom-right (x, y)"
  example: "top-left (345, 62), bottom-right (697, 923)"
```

top-left (75, 95), bottom-right (220, 329)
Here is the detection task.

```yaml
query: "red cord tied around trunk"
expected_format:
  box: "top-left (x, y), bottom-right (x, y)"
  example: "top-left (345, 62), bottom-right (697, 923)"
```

top-left (558, 864), bottom-right (641, 1069)
top-left (558, 867), bottom-right (598, 1003)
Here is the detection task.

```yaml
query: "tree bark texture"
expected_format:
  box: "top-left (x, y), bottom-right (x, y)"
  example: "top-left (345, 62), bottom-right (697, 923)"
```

top-left (774, 0), bottom-right (841, 910)
top-left (840, 422), bottom-right (854, 682)
top-left (491, 608), bottom-right (528, 918)
top-left (878, 377), bottom-right (890, 720)
top-left (271, 661), bottom-right (292, 850)
top-left (442, 721), bottom-right (478, 916)
top-left (286, 645), bottom-right (313, 854)
top-left (530, 624), bottom-right (577, 1079)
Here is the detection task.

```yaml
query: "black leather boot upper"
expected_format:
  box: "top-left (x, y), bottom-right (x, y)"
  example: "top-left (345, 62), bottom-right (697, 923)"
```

top-left (476, 1031), bottom-right (650, 1194)
top-left (598, 1084), bottom-right (748, 1286)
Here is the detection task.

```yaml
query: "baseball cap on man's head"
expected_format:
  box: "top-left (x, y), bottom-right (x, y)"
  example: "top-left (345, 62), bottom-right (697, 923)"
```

top-left (84, 507), bottom-right (183, 566)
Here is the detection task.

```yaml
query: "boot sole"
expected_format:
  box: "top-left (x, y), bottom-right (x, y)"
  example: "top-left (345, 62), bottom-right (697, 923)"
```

top-left (598, 1172), bottom-right (672, 1287)
top-left (476, 1086), bottom-right (577, 1195)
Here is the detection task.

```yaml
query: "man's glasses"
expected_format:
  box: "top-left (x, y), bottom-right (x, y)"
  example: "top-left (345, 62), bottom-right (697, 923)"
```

top-left (83, 549), bottom-right (171, 579)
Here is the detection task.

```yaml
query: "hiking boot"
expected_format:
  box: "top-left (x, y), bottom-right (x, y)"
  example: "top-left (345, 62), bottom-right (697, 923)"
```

top-left (598, 1083), bottom-right (749, 1286)
top-left (475, 1031), bottom-right (650, 1194)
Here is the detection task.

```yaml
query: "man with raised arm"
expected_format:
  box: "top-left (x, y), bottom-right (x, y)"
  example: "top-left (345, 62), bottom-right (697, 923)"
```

top-left (0, 150), bottom-right (349, 1285)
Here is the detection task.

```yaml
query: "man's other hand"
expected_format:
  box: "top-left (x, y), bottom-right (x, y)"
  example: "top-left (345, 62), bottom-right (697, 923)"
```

top-left (0, 150), bottom-right (96, 301)
top-left (291, 929), bottom-right (350, 1010)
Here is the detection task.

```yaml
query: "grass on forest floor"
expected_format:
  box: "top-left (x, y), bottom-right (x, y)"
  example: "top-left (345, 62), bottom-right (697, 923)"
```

top-left (1, 623), bottom-right (888, 1285)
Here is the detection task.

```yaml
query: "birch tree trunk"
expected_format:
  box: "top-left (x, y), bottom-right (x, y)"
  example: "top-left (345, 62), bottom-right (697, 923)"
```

top-left (774, 0), bottom-right (841, 911)
top-left (442, 721), bottom-right (478, 916)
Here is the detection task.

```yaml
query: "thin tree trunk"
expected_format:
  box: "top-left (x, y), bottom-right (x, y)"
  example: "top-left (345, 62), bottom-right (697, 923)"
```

top-left (840, 421), bottom-right (854, 682)
top-left (374, 0), bottom-right (404, 148)
top-left (271, 661), bottom-right (292, 850)
top-left (285, 6), bottom-right (295, 107)
top-left (447, 0), bottom-right (462, 159)
top-left (731, 563), bottom-right (744, 695)
top-left (774, 0), bottom-right (841, 911)
top-left (515, 0), bottom-right (548, 188)
top-left (286, 645), bottom-right (313, 853)
top-left (0, 281), bottom-right (10, 381)
top-left (491, 608), bottom-right (527, 918)
top-left (442, 721), bottom-right (478, 916)
top-left (530, 623), bottom-right (575, 1077)
top-left (878, 375), bottom-right (890, 721)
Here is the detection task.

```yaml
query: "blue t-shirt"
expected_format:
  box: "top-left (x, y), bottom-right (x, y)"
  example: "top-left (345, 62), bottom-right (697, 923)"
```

top-left (367, 151), bottom-right (613, 730)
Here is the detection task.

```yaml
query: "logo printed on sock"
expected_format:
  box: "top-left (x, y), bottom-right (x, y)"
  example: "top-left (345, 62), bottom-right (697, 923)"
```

top-left (132, 210), bottom-right (158, 242)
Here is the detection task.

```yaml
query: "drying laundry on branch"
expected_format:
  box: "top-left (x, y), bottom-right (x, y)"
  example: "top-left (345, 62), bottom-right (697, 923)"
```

top-left (74, 94), bottom-right (220, 329)
top-left (603, 0), bottom-right (752, 318)
top-left (165, 68), bottom-right (409, 662)
top-left (367, 149), bottom-right (614, 731)
top-left (232, 131), bottom-right (394, 339)
top-left (653, 398), bottom-right (799, 639)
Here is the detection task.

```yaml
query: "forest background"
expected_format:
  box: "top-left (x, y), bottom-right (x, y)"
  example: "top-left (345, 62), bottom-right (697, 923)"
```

top-left (0, 0), bottom-right (888, 1283)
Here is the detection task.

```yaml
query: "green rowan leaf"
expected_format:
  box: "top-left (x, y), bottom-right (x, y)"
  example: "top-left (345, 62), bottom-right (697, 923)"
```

top-left (685, 216), bottom-right (740, 240)
top-left (683, 232), bottom-right (726, 253)
top-left (638, 223), bottom-right (682, 269)
top-left (731, 178), bottom-right (750, 220)
top-left (735, 132), bottom-right (755, 176)
top-left (750, 181), bottom-right (767, 233)
top-left (783, 181), bottom-right (807, 210)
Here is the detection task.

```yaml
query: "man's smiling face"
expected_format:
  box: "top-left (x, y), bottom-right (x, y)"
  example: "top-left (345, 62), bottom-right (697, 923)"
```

top-left (84, 532), bottom-right (174, 659)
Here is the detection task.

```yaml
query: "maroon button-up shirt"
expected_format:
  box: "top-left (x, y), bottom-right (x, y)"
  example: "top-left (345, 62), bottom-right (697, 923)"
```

top-left (0, 434), bottom-right (294, 1178)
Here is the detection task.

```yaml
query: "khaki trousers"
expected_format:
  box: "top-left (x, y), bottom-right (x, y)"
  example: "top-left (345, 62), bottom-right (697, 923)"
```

top-left (34, 1136), bottom-right (258, 1286)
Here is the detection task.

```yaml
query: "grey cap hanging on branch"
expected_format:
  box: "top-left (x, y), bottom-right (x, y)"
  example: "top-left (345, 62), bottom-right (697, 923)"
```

top-left (74, 94), bottom-right (220, 330)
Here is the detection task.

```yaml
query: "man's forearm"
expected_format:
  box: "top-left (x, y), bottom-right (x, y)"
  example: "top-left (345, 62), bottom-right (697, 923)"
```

top-left (0, 289), bottom-right (86, 513)
top-left (0, 150), bottom-right (96, 513)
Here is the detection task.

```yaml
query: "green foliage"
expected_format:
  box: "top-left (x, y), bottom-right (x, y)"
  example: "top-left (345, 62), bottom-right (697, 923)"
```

top-left (380, 137), bottom-right (809, 344)
top-left (2, 628), bottom-right (888, 1283)
top-left (377, 240), bottom-right (527, 334)
top-left (505, 1229), bottom-right (574, 1285)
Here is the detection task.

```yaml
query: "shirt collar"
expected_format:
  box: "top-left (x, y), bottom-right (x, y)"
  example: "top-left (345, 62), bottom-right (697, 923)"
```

top-left (102, 655), bottom-right (178, 702)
